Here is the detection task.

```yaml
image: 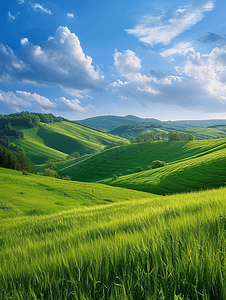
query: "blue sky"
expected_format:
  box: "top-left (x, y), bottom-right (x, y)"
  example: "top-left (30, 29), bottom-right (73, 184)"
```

top-left (1, 0), bottom-right (226, 120)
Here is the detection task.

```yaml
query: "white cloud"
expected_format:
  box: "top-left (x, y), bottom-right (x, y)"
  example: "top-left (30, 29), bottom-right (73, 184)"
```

top-left (30, 3), bottom-right (52, 15)
top-left (126, 1), bottom-right (214, 46)
top-left (18, 0), bottom-right (25, 3)
top-left (111, 45), bottom-right (226, 113)
top-left (183, 46), bottom-right (226, 99)
top-left (160, 42), bottom-right (195, 57)
top-left (20, 38), bottom-right (29, 46)
top-left (55, 97), bottom-right (87, 111)
top-left (114, 49), bottom-right (141, 75)
top-left (0, 90), bottom-right (92, 113)
top-left (67, 13), bottom-right (74, 19)
top-left (0, 26), bottom-right (106, 95)
top-left (8, 11), bottom-right (20, 21)
top-left (0, 90), bottom-right (54, 108)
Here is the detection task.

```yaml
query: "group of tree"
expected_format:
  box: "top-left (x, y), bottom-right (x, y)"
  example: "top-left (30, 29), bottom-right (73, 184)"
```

top-left (130, 131), bottom-right (168, 143)
top-left (1, 123), bottom-right (24, 139)
top-left (129, 130), bottom-right (195, 144)
top-left (0, 112), bottom-right (65, 130)
top-left (0, 144), bottom-right (37, 173)
top-left (168, 131), bottom-right (195, 141)
top-left (66, 151), bottom-right (81, 160)
top-left (41, 159), bottom-right (71, 180)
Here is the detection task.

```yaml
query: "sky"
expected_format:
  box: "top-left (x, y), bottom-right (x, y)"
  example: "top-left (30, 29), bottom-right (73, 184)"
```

top-left (1, 0), bottom-right (226, 121)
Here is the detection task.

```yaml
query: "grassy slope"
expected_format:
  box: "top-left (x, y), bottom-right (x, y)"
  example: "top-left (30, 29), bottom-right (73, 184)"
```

top-left (103, 145), bottom-right (226, 195)
top-left (0, 168), bottom-right (154, 219)
top-left (15, 121), bottom-right (128, 164)
top-left (58, 138), bottom-right (226, 185)
top-left (1, 186), bottom-right (226, 299)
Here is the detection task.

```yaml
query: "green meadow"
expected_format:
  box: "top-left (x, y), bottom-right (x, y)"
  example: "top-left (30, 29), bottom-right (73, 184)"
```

top-left (15, 121), bottom-right (127, 164)
top-left (0, 168), bottom-right (151, 218)
top-left (1, 118), bottom-right (226, 299)
top-left (58, 138), bottom-right (226, 193)
top-left (0, 175), bottom-right (226, 299)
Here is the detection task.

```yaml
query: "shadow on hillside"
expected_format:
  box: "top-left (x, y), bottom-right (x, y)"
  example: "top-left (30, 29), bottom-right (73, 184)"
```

top-left (37, 127), bottom-right (93, 156)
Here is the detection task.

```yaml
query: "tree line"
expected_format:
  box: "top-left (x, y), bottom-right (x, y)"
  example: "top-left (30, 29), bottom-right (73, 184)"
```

top-left (0, 144), bottom-right (37, 173)
top-left (130, 130), bottom-right (195, 143)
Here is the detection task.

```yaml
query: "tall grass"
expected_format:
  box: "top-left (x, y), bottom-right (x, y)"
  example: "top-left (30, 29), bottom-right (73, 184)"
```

top-left (1, 187), bottom-right (226, 299)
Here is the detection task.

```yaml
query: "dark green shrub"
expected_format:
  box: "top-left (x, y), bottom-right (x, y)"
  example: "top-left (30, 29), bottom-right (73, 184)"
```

top-left (137, 166), bottom-right (143, 172)
top-left (151, 160), bottom-right (167, 169)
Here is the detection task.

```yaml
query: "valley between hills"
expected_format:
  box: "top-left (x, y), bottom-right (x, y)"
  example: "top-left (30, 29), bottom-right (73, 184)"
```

top-left (1, 112), bottom-right (226, 299)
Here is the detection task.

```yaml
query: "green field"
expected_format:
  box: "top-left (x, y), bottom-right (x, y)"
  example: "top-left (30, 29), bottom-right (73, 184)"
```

top-left (0, 168), bottom-right (152, 219)
top-left (2, 122), bottom-right (226, 299)
top-left (15, 121), bottom-right (127, 164)
top-left (0, 172), bottom-right (226, 299)
top-left (57, 138), bottom-right (226, 194)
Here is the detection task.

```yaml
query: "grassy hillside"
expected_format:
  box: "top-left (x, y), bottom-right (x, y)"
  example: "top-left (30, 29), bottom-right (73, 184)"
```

top-left (58, 138), bottom-right (226, 185)
top-left (78, 115), bottom-right (161, 131)
top-left (15, 121), bottom-right (127, 164)
top-left (1, 185), bottom-right (226, 299)
top-left (110, 123), bottom-right (226, 140)
top-left (103, 145), bottom-right (226, 195)
top-left (0, 167), bottom-right (152, 219)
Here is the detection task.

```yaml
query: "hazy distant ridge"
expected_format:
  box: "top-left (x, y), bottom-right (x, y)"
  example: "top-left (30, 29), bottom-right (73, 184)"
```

top-left (78, 115), bottom-right (226, 131)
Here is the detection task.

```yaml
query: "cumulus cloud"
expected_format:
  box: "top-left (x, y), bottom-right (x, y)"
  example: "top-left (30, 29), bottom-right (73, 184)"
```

top-left (0, 26), bottom-right (106, 95)
top-left (67, 13), bottom-right (74, 19)
top-left (0, 90), bottom-right (92, 112)
top-left (160, 42), bottom-right (195, 57)
top-left (0, 90), bottom-right (54, 108)
top-left (55, 97), bottom-right (88, 111)
top-left (18, 0), bottom-right (25, 4)
top-left (111, 45), bottom-right (226, 113)
top-left (126, 1), bottom-right (214, 46)
top-left (30, 3), bottom-right (52, 15)
top-left (114, 49), bottom-right (141, 75)
top-left (183, 46), bottom-right (226, 100)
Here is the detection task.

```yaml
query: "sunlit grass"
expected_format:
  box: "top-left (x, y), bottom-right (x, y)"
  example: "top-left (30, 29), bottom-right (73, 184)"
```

top-left (1, 186), bottom-right (226, 299)
top-left (15, 122), bottom-right (128, 164)
top-left (0, 168), bottom-right (152, 218)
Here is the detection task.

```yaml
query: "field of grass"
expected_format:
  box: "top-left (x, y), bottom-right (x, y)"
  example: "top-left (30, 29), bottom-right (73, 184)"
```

top-left (1, 184), bottom-right (226, 299)
top-left (15, 121), bottom-right (127, 164)
top-left (103, 145), bottom-right (226, 195)
top-left (58, 138), bottom-right (226, 187)
top-left (0, 168), bottom-right (152, 219)
top-left (187, 126), bottom-right (226, 139)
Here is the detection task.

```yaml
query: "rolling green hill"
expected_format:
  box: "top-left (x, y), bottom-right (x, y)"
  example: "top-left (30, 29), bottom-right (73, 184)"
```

top-left (14, 121), bottom-right (128, 164)
top-left (110, 123), bottom-right (226, 140)
top-left (78, 115), bottom-right (161, 131)
top-left (78, 114), bottom-right (226, 131)
top-left (58, 138), bottom-right (226, 191)
top-left (0, 167), bottom-right (153, 219)
top-left (103, 144), bottom-right (226, 195)
top-left (1, 182), bottom-right (226, 299)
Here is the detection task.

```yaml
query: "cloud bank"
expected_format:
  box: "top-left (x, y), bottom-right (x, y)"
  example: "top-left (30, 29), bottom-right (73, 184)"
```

top-left (0, 27), bottom-right (106, 95)
top-left (111, 45), bottom-right (226, 113)
top-left (0, 90), bottom-right (90, 112)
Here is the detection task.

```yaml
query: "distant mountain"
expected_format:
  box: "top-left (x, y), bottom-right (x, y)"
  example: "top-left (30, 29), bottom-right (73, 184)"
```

top-left (78, 115), bottom-right (226, 131)
top-left (164, 119), bottom-right (226, 128)
top-left (77, 115), bottom-right (161, 131)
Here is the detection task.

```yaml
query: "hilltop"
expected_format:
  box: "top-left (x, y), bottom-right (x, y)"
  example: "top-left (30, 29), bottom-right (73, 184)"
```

top-left (57, 137), bottom-right (226, 195)
top-left (0, 112), bottom-right (128, 165)
top-left (78, 114), bottom-right (226, 131)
